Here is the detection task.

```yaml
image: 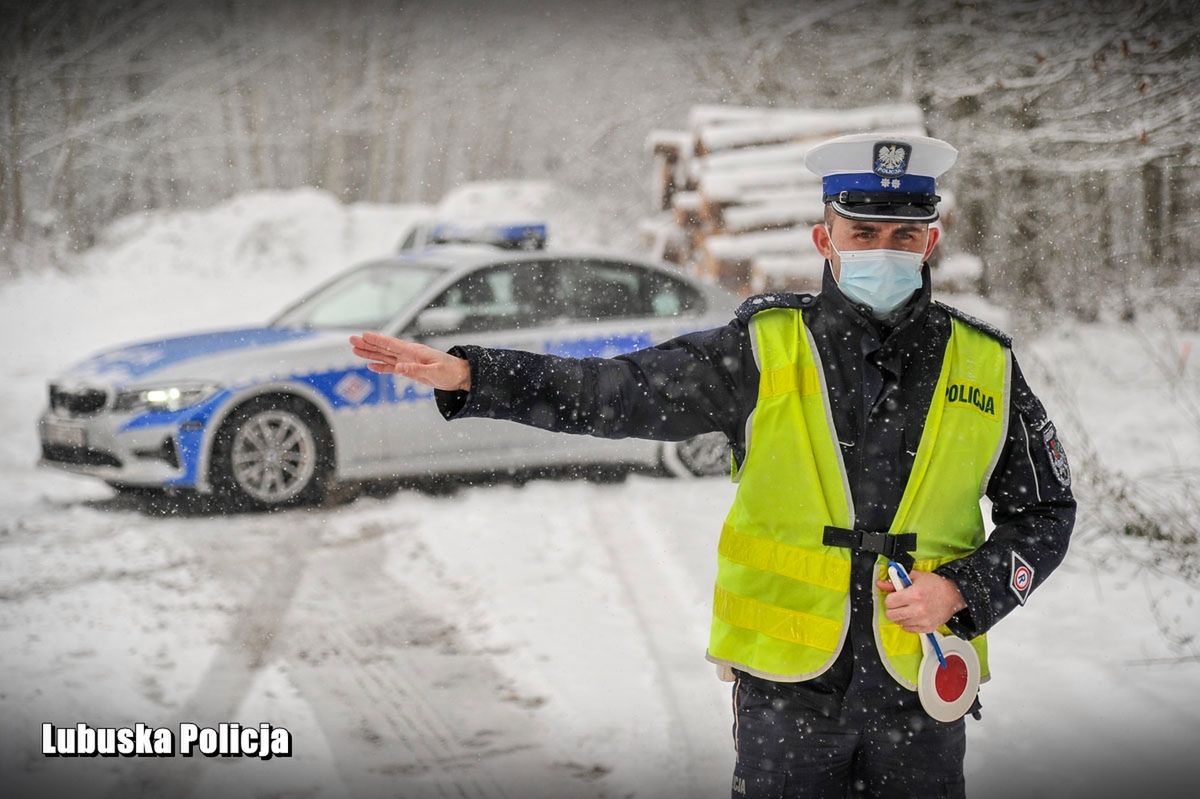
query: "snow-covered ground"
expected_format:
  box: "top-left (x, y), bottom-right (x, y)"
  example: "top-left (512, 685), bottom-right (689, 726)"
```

top-left (1, 190), bottom-right (1198, 798)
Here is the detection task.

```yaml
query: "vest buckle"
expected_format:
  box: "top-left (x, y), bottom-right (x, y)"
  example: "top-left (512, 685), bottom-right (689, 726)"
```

top-left (822, 526), bottom-right (918, 570)
top-left (860, 530), bottom-right (888, 554)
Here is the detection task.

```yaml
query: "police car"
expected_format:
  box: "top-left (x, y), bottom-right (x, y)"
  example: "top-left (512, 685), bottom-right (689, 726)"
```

top-left (37, 230), bottom-right (738, 510)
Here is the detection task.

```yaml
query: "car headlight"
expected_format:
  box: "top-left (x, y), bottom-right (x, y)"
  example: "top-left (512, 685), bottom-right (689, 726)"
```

top-left (113, 382), bottom-right (223, 413)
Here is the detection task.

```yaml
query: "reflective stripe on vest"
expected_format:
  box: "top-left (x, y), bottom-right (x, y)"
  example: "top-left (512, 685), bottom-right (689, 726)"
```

top-left (706, 307), bottom-right (1010, 690)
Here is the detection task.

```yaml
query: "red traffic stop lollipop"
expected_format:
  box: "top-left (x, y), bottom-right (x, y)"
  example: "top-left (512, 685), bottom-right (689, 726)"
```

top-left (887, 562), bottom-right (981, 722)
top-left (917, 631), bottom-right (980, 722)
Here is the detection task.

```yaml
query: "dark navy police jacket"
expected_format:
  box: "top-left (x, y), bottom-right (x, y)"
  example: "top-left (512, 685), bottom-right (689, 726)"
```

top-left (434, 262), bottom-right (1076, 723)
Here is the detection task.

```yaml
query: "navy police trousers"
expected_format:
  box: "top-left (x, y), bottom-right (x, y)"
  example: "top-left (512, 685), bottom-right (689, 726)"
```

top-left (730, 672), bottom-right (967, 798)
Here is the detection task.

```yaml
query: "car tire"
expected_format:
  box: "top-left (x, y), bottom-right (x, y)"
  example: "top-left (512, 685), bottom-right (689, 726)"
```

top-left (661, 431), bottom-right (730, 478)
top-left (106, 482), bottom-right (159, 497)
top-left (209, 396), bottom-right (333, 512)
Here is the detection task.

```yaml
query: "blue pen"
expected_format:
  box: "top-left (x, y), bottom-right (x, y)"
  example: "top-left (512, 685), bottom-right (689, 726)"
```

top-left (887, 559), bottom-right (949, 669)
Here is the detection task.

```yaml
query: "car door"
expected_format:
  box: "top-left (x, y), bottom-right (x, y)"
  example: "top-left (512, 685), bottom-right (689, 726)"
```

top-left (380, 260), bottom-right (564, 472)
top-left (546, 258), bottom-right (706, 359)
top-left (536, 258), bottom-right (710, 463)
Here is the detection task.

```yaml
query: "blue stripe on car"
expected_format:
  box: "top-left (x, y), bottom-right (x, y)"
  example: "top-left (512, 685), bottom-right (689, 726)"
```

top-left (167, 425), bottom-right (209, 487)
top-left (292, 367), bottom-right (384, 408)
top-left (544, 333), bottom-right (653, 359)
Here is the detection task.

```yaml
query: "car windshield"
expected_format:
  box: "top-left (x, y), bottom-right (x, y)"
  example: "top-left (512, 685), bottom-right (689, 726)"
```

top-left (271, 261), bottom-right (444, 330)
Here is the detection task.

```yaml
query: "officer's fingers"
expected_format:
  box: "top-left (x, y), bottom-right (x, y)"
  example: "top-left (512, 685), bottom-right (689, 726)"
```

top-left (884, 590), bottom-right (914, 609)
top-left (354, 335), bottom-right (410, 360)
top-left (365, 361), bottom-right (397, 374)
top-left (889, 607), bottom-right (932, 633)
top-left (357, 355), bottom-right (403, 374)
top-left (350, 334), bottom-right (391, 355)
top-left (360, 331), bottom-right (431, 360)
top-left (351, 345), bottom-right (398, 365)
top-left (360, 330), bottom-right (398, 347)
top-left (350, 333), bottom-right (396, 352)
top-left (362, 336), bottom-right (451, 371)
top-left (876, 579), bottom-right (896, 593)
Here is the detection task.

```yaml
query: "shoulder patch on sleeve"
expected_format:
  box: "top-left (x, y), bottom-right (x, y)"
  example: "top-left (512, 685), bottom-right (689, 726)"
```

top-left (1009, 550), bottom-right (1035, 605)
top-left (1041, 421), bottom-right (1072, 486)
top-left (734, 292), bottom-right (813, 324)
top-left (934, 301), bottom-right (1012, 348)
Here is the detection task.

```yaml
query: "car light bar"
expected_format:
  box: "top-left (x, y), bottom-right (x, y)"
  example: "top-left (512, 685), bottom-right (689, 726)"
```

top-left (429, 221), bottom-right (547, 250)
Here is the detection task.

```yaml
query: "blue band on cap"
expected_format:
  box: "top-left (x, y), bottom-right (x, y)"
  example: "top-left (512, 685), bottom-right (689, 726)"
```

top-left (822, 173), bottom-right (936, 196)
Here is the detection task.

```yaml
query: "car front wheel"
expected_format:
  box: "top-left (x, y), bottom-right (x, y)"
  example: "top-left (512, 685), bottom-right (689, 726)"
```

top-left (210, 397), bottom-right (331, 511)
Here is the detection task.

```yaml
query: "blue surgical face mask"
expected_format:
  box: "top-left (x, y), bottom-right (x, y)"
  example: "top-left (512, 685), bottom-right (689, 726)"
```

top-left (827, 227), bottom-right (926, 318)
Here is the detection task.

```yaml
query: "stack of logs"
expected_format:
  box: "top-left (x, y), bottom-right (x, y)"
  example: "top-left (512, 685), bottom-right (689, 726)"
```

top-left (640, 104), bottom-right (959, 297)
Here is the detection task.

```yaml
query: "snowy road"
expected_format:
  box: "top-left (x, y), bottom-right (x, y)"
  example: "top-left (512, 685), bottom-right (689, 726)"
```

top-left (4, 466), bottom-right (1199, 798)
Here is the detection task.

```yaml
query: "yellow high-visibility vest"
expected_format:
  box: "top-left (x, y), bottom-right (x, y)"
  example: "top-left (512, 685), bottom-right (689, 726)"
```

top-left (706, 306), bottom-right (1010, 690)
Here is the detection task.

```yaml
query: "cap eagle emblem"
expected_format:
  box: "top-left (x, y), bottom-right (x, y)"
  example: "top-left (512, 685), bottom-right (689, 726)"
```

top-left (872, 141), bottom-right (912, 178)
top-left (877, 145), bottom-right (905, 169)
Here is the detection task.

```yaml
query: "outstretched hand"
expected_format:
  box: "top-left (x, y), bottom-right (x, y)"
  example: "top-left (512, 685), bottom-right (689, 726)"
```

top-left (876, 569), bottom-right (967, 634)
top-left (348, 331), bottom-right (471, 392)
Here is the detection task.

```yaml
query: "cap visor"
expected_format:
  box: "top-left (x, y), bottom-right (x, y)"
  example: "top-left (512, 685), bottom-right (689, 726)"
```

top-left (830, 201), bottom-right (939, 224)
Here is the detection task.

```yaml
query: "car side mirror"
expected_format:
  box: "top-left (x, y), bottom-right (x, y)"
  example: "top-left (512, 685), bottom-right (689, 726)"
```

top-left (411, 307), bottom-right (466, 336)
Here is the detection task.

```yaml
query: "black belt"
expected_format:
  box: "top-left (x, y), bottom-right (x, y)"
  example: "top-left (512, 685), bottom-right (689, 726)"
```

top-left (823, 526), bottom-right (917, 570)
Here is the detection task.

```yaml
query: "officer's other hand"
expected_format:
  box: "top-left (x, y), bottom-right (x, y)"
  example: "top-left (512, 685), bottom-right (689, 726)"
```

top-left (876, 570), bottom-right (967, 634)
top-left (349, 331), bottom-right (471, 391)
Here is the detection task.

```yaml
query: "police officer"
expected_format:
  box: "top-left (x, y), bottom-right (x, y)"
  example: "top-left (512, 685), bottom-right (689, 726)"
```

top-left (349, 132), bottom-right (1076, 798)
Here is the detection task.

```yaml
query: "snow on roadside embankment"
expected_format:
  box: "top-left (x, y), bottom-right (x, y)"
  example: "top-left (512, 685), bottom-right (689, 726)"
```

top-left (981, 317), bottom-right (1200, 797)
top-left (4, 187), bottom-right (428, 368)
top-left (1, 190), bottom-right (1198, 798)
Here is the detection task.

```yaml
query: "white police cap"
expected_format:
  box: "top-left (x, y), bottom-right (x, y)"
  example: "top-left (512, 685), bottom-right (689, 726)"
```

top-left (804, 132), bottom-right (958, 223)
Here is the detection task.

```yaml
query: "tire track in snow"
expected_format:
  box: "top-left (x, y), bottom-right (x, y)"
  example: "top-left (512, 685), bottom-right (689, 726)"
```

top-left (283, 538), bottom-right (512, 799)
top-left (103, 513), bottom-right (316, 799)
top-left (587, 487), bottom-right (733, 798)
top-left (278, 516), bottom-right (592, 799)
